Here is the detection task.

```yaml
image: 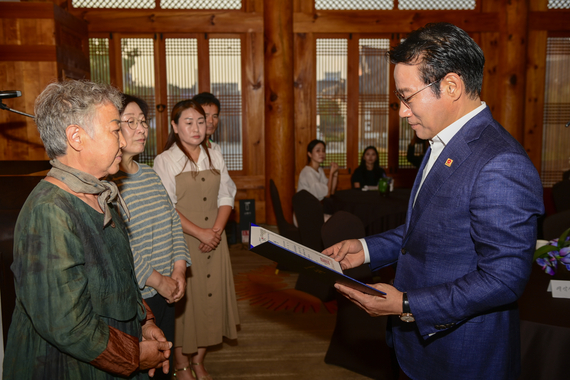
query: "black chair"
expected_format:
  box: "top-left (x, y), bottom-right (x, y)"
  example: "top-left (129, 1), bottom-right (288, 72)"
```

top-left (269, 179), bottom-right (301, 243)
top-left (292, 190), bottom-right (332, 301)
top-left (321, 211), bottom-right (398, 380)
top-left (552, 180), bottom-right (570, 213)
top-left (542, 209), bottom-right (570, 241)
top-left (292, 190), bottom-right (324, 251)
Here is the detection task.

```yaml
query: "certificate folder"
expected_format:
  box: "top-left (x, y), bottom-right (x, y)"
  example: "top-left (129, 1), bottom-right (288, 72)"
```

top-left (249, 225), bottom-right (385, 297)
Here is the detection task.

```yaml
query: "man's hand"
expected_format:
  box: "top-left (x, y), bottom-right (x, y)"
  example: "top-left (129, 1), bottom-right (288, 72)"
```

top-left (334, 283), bottom-right (403, 317)
top-left (322, 239), bottom-right (365, 270)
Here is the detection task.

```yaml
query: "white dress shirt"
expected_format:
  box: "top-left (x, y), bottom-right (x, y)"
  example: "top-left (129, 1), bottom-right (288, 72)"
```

top-left (153, 144), bottom-right (236, 208)
top-left (360, 102), bottom-right (487, 264)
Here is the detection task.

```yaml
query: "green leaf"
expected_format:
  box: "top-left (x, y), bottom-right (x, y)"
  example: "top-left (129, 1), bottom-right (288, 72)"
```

top-left (533, 244), bottom-right (559, 261)
top-left (558, 227), bottom-right (570, 248)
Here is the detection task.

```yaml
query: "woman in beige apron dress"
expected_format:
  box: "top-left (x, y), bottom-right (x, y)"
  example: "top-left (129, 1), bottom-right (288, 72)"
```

top-left (154, 100), bottom-right (239, 380)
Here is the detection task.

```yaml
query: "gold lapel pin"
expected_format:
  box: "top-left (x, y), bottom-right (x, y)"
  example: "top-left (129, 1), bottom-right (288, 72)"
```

top-left (445, 158), bottom-right (453, 167)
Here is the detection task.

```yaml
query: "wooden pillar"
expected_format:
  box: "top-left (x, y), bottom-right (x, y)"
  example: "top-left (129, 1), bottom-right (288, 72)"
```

top-left (497, 0), bottom-right (529, 142)
top-left (523, 0), bottom-right (549, 174)
top-left (264, 0), bottom-right (294, 225)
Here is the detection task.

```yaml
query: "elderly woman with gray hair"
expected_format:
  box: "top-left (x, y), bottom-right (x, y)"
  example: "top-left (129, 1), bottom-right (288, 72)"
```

top-left (2, 80), bottom-right (171, 379)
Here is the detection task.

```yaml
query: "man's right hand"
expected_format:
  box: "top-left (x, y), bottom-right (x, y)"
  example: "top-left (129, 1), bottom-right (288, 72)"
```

top-left (139, 340), bottom-right (172, 371)
top-left (322, 239), bottom-right (365, 270)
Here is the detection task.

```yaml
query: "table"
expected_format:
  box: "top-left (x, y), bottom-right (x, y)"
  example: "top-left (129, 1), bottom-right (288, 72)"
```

top-left (518, 265), bottom-right (570, 379)
top-left (332, 188), bottom-right (411, 235)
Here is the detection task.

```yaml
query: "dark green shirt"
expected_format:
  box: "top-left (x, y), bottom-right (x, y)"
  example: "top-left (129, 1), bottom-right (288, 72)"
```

top-left (3, 180), bottom-right (147, 379)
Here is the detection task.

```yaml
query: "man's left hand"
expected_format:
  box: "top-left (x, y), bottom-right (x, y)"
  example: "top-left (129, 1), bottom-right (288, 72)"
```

top-left (335, 282), bottom-right (404, 317)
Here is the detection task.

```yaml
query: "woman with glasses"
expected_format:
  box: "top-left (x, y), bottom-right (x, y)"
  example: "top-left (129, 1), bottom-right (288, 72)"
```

top-left (110, 94), bottom-right (192, 379)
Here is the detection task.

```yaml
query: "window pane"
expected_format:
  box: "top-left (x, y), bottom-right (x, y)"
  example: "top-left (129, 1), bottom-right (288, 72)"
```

top-left (398, 0), bottom-right (475, 10)
top-left (548, 0), bottom-right (570, 9)
top-left (542, 37), bottom-right (570, 187)
top-left (210, 38), bottom-right (243, 171)
top-left (72, 0), bottom-right (155, 8)
top-left (89, 38), bottom-right (111, 84)
top-left (317, 39), bottom-right (347, 168)
top-left (161, 0), bottom-right (241, 9)
top-left (359, 39), bottom-right (390, 169)
top-left (166, 38), bottom-right (199, 126)
top-left (121, 38), bottom-right (157, 166)
top-left (315, 0), bottom-right (393, 10)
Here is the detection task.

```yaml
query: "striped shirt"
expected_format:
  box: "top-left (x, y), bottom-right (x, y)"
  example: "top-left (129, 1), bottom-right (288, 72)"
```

top-left (111, 162), bottom-right (191, 299)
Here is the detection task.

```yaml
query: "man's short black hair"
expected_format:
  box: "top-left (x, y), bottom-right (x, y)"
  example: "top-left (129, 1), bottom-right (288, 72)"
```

top-left (389, 22), bottom-right (485, 99)
top-left (192, 92), bottom-right (221, 113)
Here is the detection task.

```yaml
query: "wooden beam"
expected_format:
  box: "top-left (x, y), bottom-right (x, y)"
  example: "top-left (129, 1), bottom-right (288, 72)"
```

top-left (0, 45), bottom-right (57, 61)
top-left (68, 10), bottom-right (263, 33)
top-left (264, 0), bottom-right (295, 225)
top-left (294, 11), bottom-right (500, 34)
top-left (0, 3), bottom-right (54, 19)
top-left (529, 11), bottom-right (570, 31)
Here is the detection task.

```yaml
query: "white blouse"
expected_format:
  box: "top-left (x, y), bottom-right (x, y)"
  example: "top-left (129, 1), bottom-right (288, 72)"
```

top-left (153, 144), bottom-right (236, 208)
top-left (297, 165), bottom-right (328, 201)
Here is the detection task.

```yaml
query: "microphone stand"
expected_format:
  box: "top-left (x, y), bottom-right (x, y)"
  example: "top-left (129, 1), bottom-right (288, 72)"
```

top-left (0, 100), bottom-right (35, 119)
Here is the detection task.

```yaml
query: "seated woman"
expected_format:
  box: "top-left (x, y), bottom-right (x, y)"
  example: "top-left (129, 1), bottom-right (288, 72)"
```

top-left (298, 139), bottom-right (338, 197)
top-left (297, 139), bottom-right (338, 215)
top-left (351, 146), bottom-right (386, 189)
top-left (110, 95), bottom-right (192, 380)
top-left (3, 80), bottom-right (171, 379)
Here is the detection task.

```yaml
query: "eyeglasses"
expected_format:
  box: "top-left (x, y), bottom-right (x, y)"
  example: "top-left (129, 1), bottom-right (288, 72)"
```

top-left (394, 78), bottom-right (441, 109)
top-left (121, 118), bottom-right (149, 130)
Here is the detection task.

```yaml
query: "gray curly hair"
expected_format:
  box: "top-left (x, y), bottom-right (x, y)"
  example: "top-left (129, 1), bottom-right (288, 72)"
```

top-left (34, 80), bottom-right (123, 159)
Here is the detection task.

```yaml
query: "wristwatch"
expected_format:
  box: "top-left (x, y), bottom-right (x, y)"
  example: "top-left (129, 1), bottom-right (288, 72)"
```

top-left (400, 292), bottom-right (415, 322)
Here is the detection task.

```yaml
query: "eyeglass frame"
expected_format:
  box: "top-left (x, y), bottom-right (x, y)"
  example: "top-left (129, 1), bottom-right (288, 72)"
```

top-left (394, 78), bottom-right (443, 109)
top-left (120, 117), bottom-right (149, 130)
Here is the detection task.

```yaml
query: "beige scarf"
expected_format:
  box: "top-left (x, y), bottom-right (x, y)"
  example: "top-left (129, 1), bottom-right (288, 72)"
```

top-left (46, 159), bottom-right (130, 227)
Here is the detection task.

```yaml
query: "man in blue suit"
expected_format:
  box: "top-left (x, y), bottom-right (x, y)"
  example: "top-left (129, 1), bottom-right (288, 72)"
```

top-left (323, 23), bottom-right (544, 379)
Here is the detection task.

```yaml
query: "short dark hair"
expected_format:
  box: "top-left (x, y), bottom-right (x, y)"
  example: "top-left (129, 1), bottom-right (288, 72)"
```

top-left (192, 92), bottom-right (221, 113)
top-left (389, 22), bottom-right (485, 99)
top-left (120, 94), bottom-right (149, 119)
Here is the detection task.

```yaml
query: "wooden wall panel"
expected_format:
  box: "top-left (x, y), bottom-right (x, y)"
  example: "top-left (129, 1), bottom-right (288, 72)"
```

top-left (480, 32), bottom-right (501, 121)
top-left (497, 0), bottom-right (528, 142)
top-left (0, 2), bottom-right (88, 161)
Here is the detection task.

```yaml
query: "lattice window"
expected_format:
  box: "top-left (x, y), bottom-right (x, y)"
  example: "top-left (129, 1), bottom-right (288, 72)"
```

top-left (89, 38), bottom-right (111, 84)
top-left (398, 0), bottom-right (475, 10)
top-left (358, 39), bottom-right (390, 169)
top-left (72, 0), bottom-right (155, 8)
top-left (210, 38), bottom-right (243, 171)
top-left (548, 0), bottom-right (570, 9)
top-left (161, 0), bottom-right (242, 9)
top-left (317, 39), bottom-right (348, 168)
top-left (165, 38), bottom-right (199, 127)
top-left (315, 0), bottom-right (393, 10)
top-left (541, 37), bottom-right (570, 187)
top-left (121, 38), bottom-right (158, 166)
